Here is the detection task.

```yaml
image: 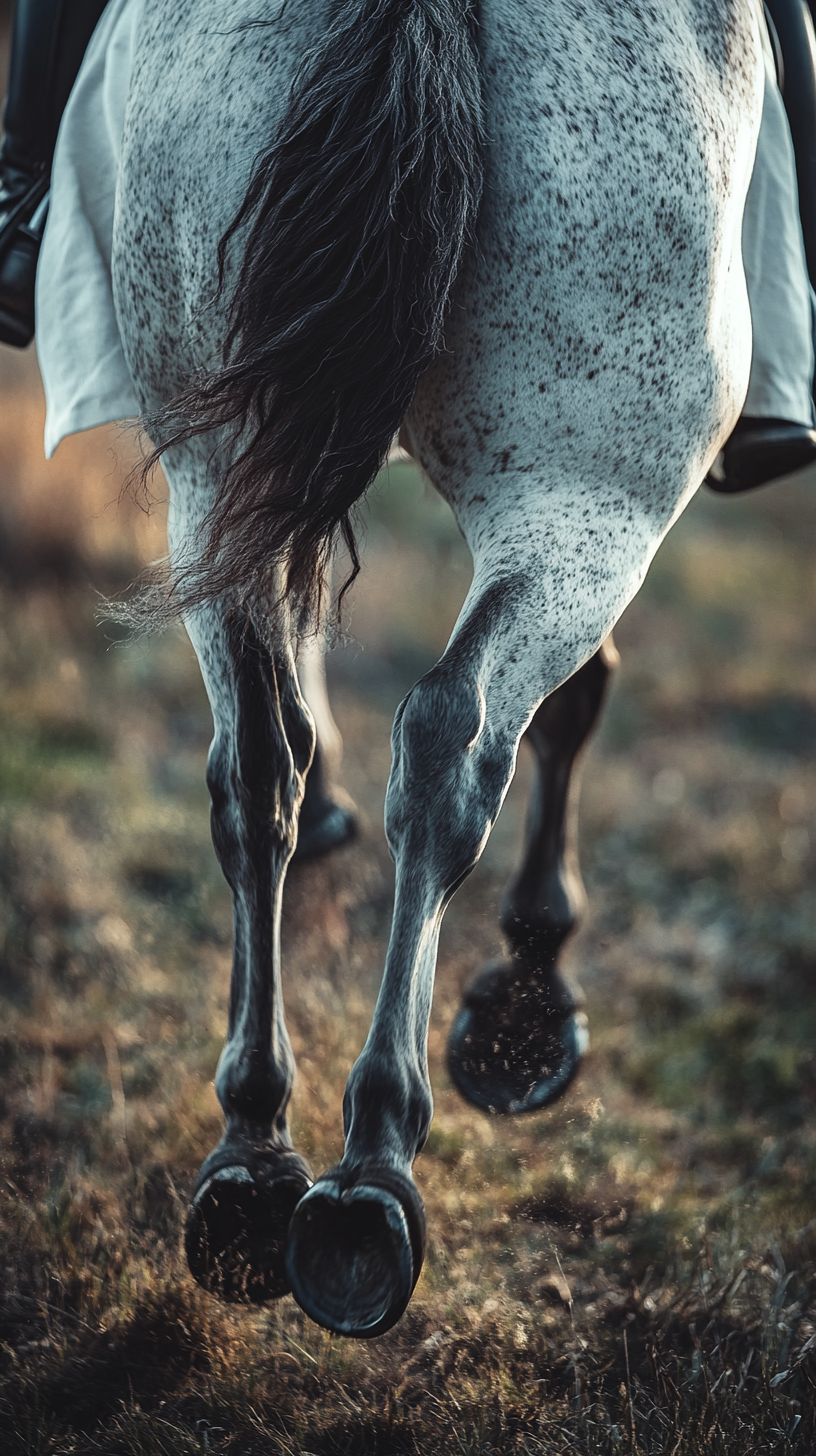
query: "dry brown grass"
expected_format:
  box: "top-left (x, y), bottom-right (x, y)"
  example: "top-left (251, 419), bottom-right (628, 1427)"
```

top-left (0, 350), bottom-right (814, 1451)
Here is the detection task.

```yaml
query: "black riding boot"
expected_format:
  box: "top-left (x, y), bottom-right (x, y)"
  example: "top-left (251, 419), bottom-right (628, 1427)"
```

top-left (0, 0), bottom-right (109, 347)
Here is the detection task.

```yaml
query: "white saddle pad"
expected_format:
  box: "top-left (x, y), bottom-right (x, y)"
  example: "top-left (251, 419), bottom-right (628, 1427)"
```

top-left (36, 0), bottom-right (144, 458)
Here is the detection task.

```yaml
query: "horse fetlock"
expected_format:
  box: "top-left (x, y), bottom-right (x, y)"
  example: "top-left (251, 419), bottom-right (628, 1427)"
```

top-left (499, 868), bottom-right (582, 956)
top-left (343, 1055), bottom-right (432, 1166)
top-left (216, 1042), bottom-right (294, 1130)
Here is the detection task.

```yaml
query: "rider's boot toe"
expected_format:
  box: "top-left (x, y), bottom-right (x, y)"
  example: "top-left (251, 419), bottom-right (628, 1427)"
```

top-left (708, 417), bottom-right (816, 493)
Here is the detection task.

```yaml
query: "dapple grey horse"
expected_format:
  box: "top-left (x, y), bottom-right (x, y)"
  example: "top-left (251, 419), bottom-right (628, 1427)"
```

top-left (112, 0), bottom-right (762, 1336)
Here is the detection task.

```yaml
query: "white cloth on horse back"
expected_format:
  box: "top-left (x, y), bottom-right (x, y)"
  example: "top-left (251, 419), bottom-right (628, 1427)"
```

top-left (36, 0), bottom-right (142, 457)
top-left (35, 0), bottom-right (815, 457)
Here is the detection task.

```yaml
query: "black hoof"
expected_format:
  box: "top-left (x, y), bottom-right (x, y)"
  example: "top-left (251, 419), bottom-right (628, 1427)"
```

top-left (185, 1139), bottom-right (313, 1304)
top-left (447, 960), bottom-right (589, 1115)
top-left (292, 799), bottom-right (358, 864)
top-left (286, 1162), bottom-right (426, 1337)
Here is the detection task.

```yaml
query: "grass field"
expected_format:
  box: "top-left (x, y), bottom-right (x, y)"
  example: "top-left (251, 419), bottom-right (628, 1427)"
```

top-left (0, 347), bottom-right (814, 1453)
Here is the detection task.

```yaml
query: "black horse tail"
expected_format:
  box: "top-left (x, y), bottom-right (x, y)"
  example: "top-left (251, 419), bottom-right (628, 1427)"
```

top-left (144, 0), bottom-right (484, 624)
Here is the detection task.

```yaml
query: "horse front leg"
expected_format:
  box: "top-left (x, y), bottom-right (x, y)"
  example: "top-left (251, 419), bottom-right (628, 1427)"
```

top-left (447, 636), bottom-right (618, 1113)
top-left (183, 607), bottom-right (315, 1304)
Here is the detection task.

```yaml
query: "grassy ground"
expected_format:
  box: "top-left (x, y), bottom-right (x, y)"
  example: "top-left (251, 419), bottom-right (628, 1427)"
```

top-left (0, 352), bottom-right (814, 1452)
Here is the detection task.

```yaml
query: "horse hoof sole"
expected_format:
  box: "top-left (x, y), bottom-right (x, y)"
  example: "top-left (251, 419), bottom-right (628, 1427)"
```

top-left (185, 1145), bottom-right (312, 1304)
top-left (286, 1164), bottom-right (426, 1337)
top-left (447, 1005), bottom-right (589, 1115)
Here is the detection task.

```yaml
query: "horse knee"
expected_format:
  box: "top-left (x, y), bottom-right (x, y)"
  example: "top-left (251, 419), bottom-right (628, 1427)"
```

top-left (386, 670), bottom-right (514, 889)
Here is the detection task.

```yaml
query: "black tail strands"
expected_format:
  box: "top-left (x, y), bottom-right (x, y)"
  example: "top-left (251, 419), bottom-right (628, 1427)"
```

top-left (141, 0), bottom-right (484, 627)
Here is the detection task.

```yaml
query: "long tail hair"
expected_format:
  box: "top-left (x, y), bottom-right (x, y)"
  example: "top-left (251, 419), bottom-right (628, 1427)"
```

top-left (142, 0), bottom-right (484, 624)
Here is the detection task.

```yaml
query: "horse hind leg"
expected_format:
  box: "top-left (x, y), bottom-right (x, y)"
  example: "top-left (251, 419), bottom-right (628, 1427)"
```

top-left (285, 579), bottom-right (614, 1335)
top-left (182, 604), bottom-right (314, 1304)
top-left (447, 637), bottom-right (618, 1114)
top-left (283, 456), bottom-right (660, 1336)
top-left (292, 630), bottom-right (358, 863)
